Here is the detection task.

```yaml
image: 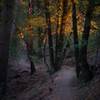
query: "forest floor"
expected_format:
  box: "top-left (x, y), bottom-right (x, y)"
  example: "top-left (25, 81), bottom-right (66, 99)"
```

top-left (6, 51), bottom-right (100, 100)
top-left (7, 58), bottom-right (80, 100)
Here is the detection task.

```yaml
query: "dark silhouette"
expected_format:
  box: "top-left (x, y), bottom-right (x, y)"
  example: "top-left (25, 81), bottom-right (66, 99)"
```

top-left (0, 0), bottom-right (15, 99)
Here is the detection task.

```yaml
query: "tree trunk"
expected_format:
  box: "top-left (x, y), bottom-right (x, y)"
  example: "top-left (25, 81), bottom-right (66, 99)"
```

top-left (55, 0), bottom-right (61, 70)
top-left (80, 0), bottom-right (94, 81)
top-left (44, 0), bottom-right (55, 73)
top-left (37, 27), bottom-right (43, 57)
top-left (27, 0), bottom-right (36, 75)
top-left (0, 0), bottom-right (15, 98)
top-left (55, 0), bottom-right (68, 69)
top-left (71, 0), bottom-right (80, 78)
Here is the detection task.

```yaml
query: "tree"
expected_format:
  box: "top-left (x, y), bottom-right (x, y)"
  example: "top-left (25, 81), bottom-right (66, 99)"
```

top-left (37, 27), bottom-right (43, 57)
top-left (80, 0), bottom-right (94, 81)
top-left (55, 0), bottom-right (68, 69)
top-left (0, 0), bottom-right (15, 98)
top-left (28, 0), bottom-right (36, 75)
top-left (71, 0), bottom-right (80, 78)
top-left (55, 0), bottom-right (61, 69)
top-left (44, 0), bottom-right (55, 73)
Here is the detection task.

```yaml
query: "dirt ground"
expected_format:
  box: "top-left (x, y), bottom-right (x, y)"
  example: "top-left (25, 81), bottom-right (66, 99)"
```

top-left (7, 60), bottom-right (80, 100)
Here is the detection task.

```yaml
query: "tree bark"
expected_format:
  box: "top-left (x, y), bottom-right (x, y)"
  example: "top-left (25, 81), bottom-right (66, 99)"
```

top-left (71, 0), bottom-right (80, 78)
top-left (0, 0), bottom-right (15, 98)
top-left (55, 0), bottom-right (61, 70)
top-left (80, 0), bottom-right (94, 81)
top-left (44, 0), bottom-right (55, 73)
top-left (55, 0), bottom-right (68, 69)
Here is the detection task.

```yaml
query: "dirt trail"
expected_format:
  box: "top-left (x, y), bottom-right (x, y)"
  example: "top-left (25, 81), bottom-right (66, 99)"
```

top-left (47, 67), bottom-right (78, 100)
top-left (8, 44), bottom-right (79, 100)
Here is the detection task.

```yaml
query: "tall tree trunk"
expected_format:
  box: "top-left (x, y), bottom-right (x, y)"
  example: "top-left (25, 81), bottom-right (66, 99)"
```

top-left (56, 0), bottom-right (68, 69)
top-left (44, 0), bottom-right (55, 73)
top-left (55, 15), bottom-right (60, 64)
top-left (27, 0), bottom-right (36, 75)
top-left (0, 0), bottom-right (15, 98)
top-left (80, 0), bottom-right (94, 81)
top-left (55, 0), bottom-right (61, 70)
top-left (71, 0), bottom-right (80, 78)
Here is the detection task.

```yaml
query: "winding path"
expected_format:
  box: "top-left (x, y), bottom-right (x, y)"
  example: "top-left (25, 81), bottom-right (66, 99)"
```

top-left (47, 67), bottom-right (78, 100)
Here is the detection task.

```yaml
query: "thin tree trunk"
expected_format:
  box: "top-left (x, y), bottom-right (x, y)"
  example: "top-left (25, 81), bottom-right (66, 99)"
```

top-left (55, 0), bottom-right (61, 70)
top-left (37, 27), bottom-right (43, 57)
top-left (44, 0), bottom-right (55, 73)
top-left (56, 0), bottom-right (68, 68)
top-left (27, 0), bottom-right (36, 75)
top-left (71, 0), bottom-right (80, 78)
top-left (43, 31), bottom-right (50, 71)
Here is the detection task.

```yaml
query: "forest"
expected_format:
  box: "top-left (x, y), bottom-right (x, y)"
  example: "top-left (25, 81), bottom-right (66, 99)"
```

top-left (0, 0), bottom-right (100, 100)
